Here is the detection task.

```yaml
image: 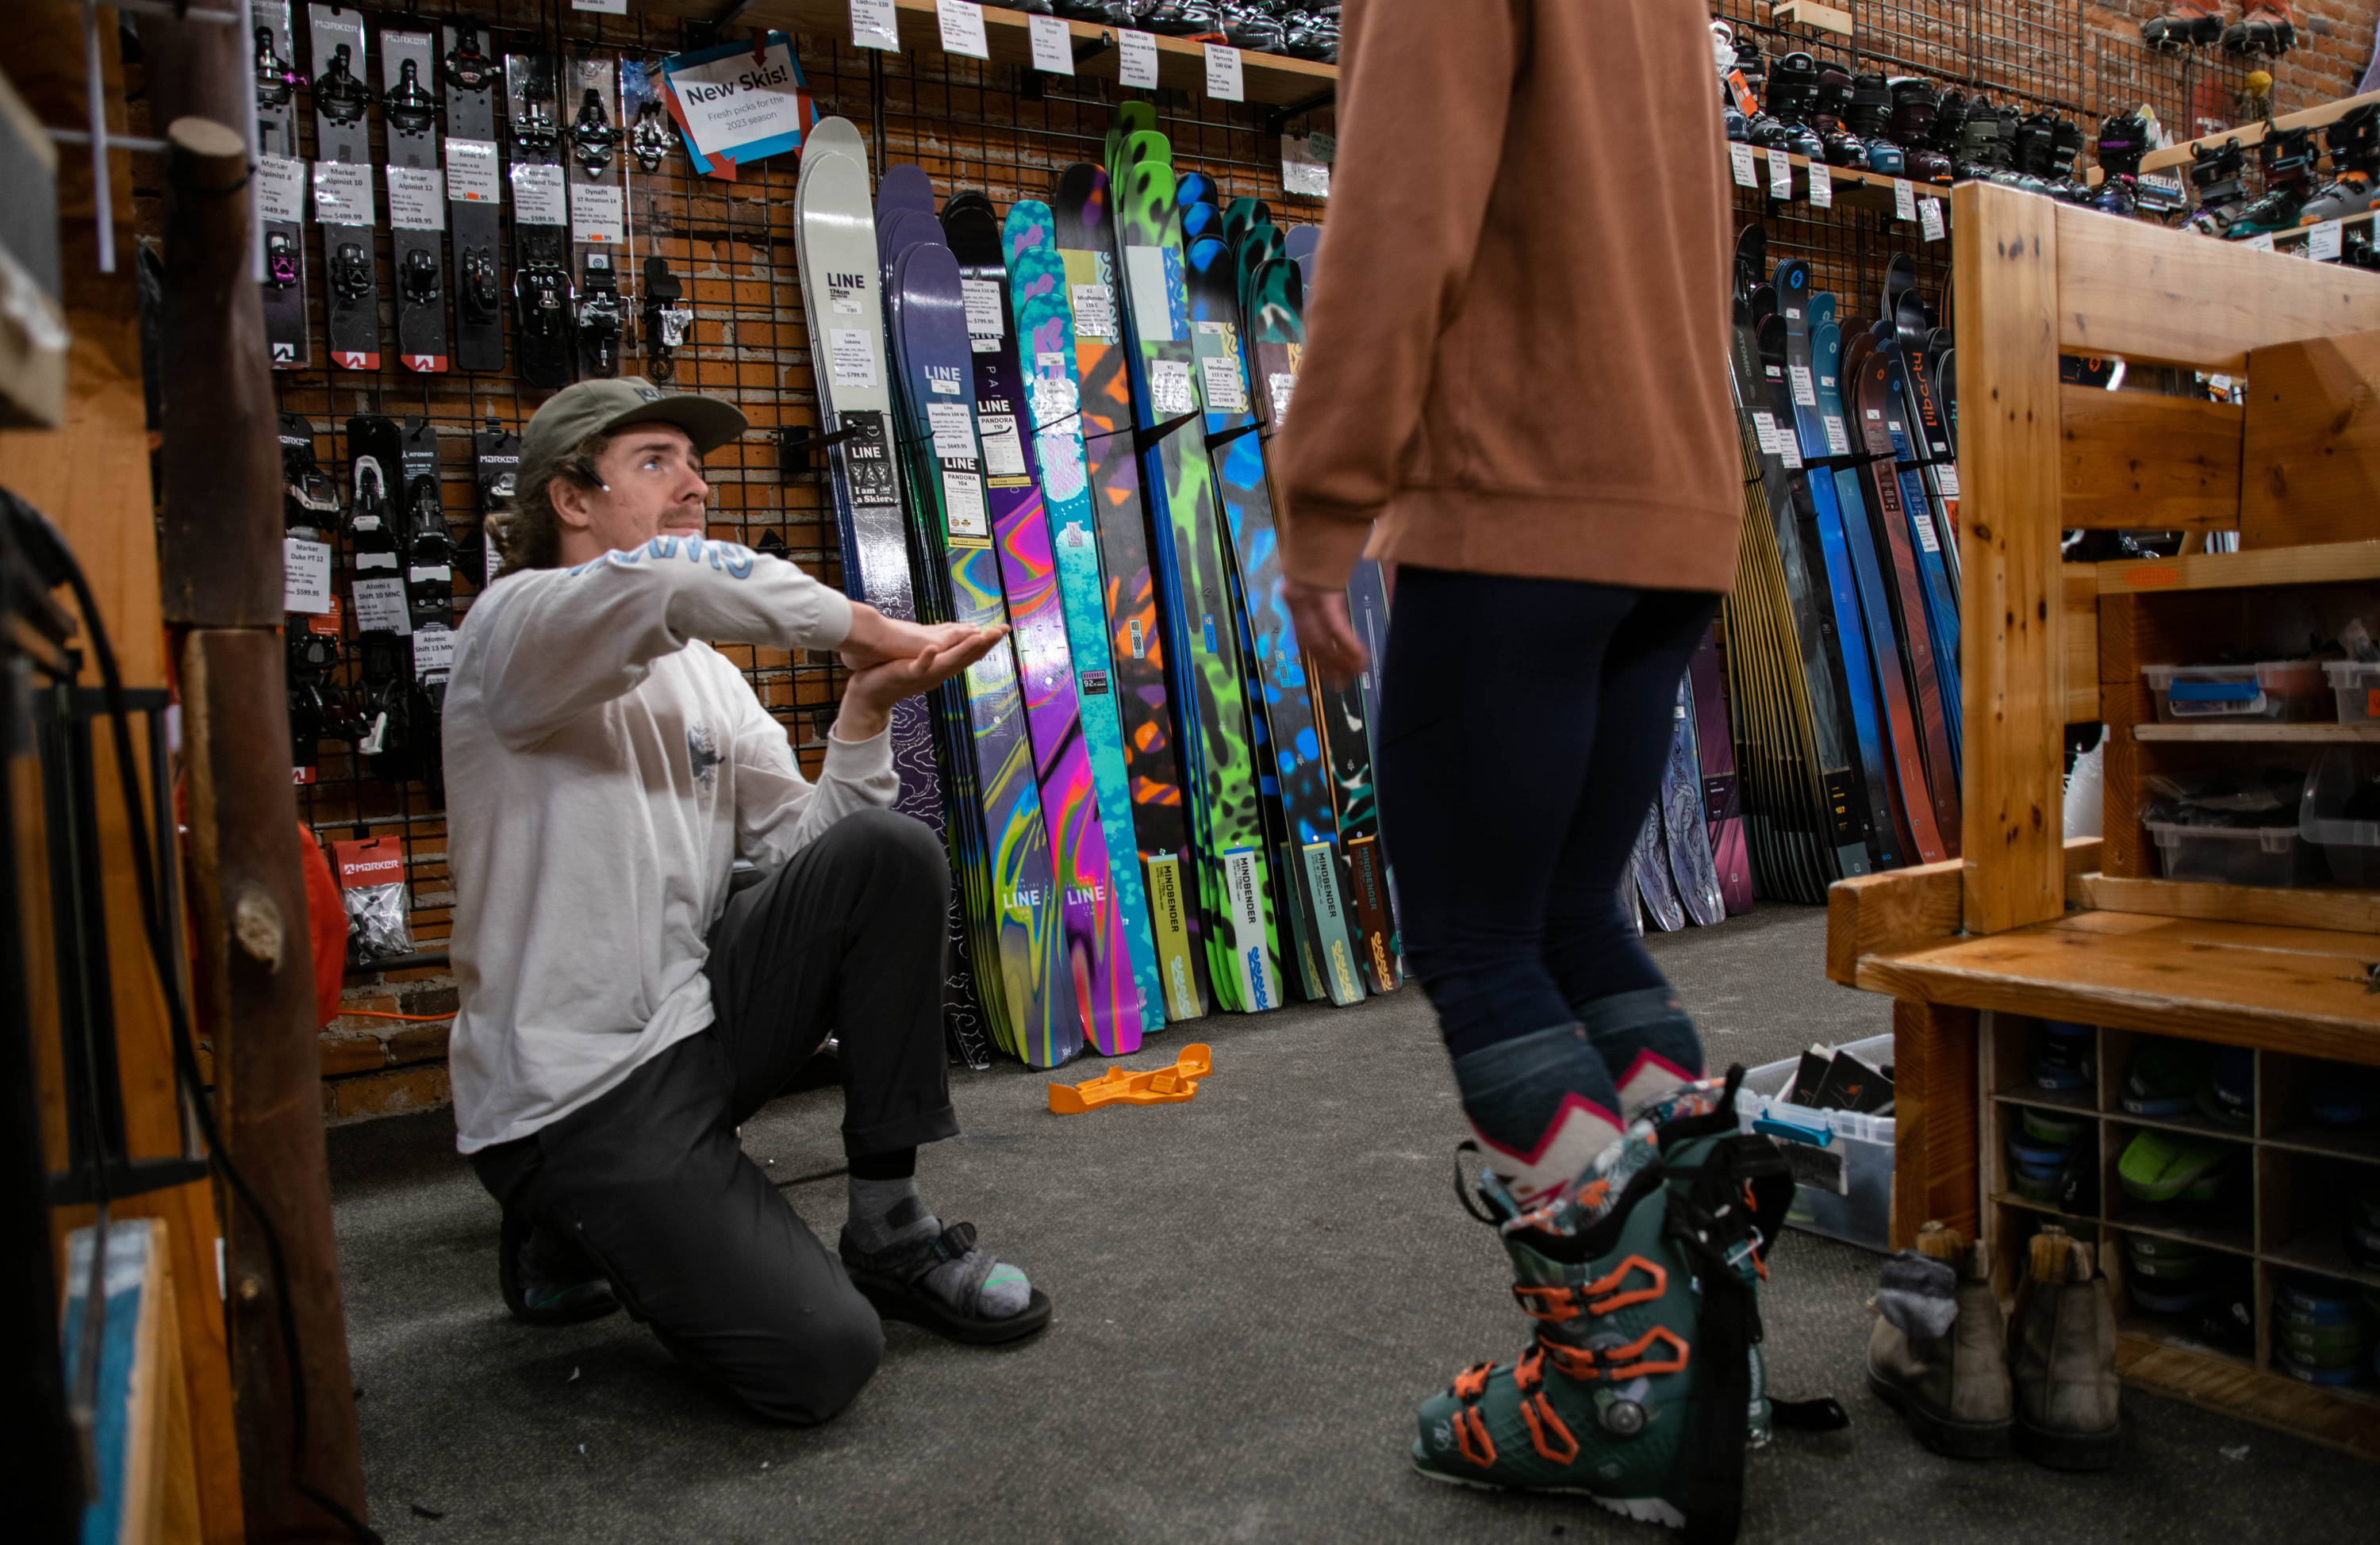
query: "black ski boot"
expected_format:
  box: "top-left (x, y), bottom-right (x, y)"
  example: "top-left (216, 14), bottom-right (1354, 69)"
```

top-left (2143, 0), bottom-right (2223, 53)
top-left (2090, 112), bottom-right (2148, 216)
top-left (1931, 90), bottom-right (1975, 179)
top-left (2303, 103), bottom-right (2380, 223)
top-left (1847, 73), bottom-right (1903, 175)
top-left (2041, 119), bottom-right (2090, 201)
top-left (1760, 52), bottom-right (1828, 161)
top-left (2228, 126), bottom-right (2318, 236)
top-left (1953, 102), bottom-right (2003, 183)
top-left (1992, 105), bottom-right (2034, 190)
top-left (2223, 0), bottom-right (2297, 59)
top-left (1813, 62), bottom-right (1868, 169)
top-left (1892, 78), bottom-right (1951, 184)
top-left (2183, 138), bottom-right (2251, 235)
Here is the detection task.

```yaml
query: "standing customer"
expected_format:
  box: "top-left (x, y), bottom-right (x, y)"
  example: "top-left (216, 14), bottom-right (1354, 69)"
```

top-left (1278, 0), bottom-right (1763, 1528)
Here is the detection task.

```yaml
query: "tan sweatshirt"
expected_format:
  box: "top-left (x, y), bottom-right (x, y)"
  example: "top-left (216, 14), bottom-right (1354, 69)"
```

top-left (1276, 0), bottom-right (1742, 594)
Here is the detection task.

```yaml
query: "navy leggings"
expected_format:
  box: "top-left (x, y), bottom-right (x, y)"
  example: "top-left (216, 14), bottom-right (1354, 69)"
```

top-left (1373, 568), bottom-right (1720, 1060)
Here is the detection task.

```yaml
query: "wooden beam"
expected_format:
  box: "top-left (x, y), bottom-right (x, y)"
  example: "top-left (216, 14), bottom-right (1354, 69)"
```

top-left (1891, 999), bottom-right (1979, 1249)
top-left (2055, 200), bottom-right (2380, 371)
top-left (2118, 1333), bottom-right (2380, 1463)
top-left (1825, 859), bottom-right (1962, 985)
top-left (2075, 873), bottom-right (2380, 934)
top-left (2133, 723), bottom-right (2380, 742)
top-left (2134, 90), bottom-right (2380, 179)
top-left (2058, 384), bottom-right (2241, 531)
top-left (2063, 567), bottom-right (2099, 724)
top-left (2240, 329), bottom-right (2380, 551)
top-left (2096, 539), bottom-right (2380, 594)
top-left (1955, 183), bottom-right (2067, 935)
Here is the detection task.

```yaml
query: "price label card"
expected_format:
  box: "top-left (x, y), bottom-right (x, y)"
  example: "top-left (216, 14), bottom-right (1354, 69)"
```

top-left (1028, 13), bottom-right (1074, 74)
top-left (1918, 197), bottom-right (1945, 242)
top-left (829, 328), bottom-right (877, 388)
top-left (962, 278), bottom-right (1006, 347)
top-left (411, 624), bottom-right (456, 679)
top-left (2246, 232), bottom-right (2276, 253)
top-left (1750, 410), bottom-right (1781, 457)
top-left (943, 470), bottom-right (988, 538)
top-left (1808, 162), bottom-right (1831, 209)
top-left (1203, 43), bottom-right (1244, 102)
top-left (1284, 136), bottom-right (1330, 198)
top-left (1767, 148), bottom-right (1794, 199)
top-left (1069, 283), bottom-right (1117, 339)
top-left (1729, 141), bottom-right (1757, 189)
top-left (1267, 371), bottom-right (1295, 427)
top-left (1824, 416), bottom-right (1851, 456)
top-left (1119, 29), bottom-right (1161, 90)
top-left (511, 163), bottom-right (567, 226)
top-left (1894, 178), bottom-right (1917, 223)
top-left (851, 0), bottom-right (900, 52)
top-left (1937, 465), bottom-right (1960, 498)
top-left (976, 412), bottom-right (1027, 477)
top-left (2309, 219), bottom-right (2345, 263)
top-left (1789, 363), bottom-right (1817, 406)
top-left (313, 160), bottom-right (374, 227)
top-left (570, 181), bottom-right (625, 245)
top-left (284, 537), bottom-right (332, 613)
top-left (351, 576), bottom-right (410, 634)
top-left (1149, 358), bottom-right (1194, 418)
top-left (570, 0), bottom-right (627, 13)
top-left (445, 138), bottom-right (500, 203)
top-left (257, 155), bottom-right (307, 222)
top-left (1778, 435), bottom-right (1803, 470)
top-left (1200, 351), bottom-right (1247, 413)
top-left (927, 401), bottom-right (976, 462)
top-left (936, 0), bottom-right (989, 59)
top-left (387, 166), bottom-right (443, 231)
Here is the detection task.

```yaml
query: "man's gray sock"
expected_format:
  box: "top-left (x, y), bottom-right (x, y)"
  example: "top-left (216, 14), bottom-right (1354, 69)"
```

top-left (846, 1175), bottom-right (1031, 1318)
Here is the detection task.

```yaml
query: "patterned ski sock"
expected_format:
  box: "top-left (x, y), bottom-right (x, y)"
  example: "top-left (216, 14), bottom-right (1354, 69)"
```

top-left (846, 1175), bottom-right (1031, 1318)
top-left (1573, 986), bottom-right (1706, 1121)
top-left (1450, 1022), bottom-right (1628, 1210)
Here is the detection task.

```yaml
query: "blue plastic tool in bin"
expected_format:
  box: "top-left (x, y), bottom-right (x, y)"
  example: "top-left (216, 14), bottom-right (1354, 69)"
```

top-left (1736, 1033), bottom-right (1895, 1252)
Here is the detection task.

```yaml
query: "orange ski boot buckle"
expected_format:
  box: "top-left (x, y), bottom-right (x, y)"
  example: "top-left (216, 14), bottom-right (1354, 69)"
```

top-left (1046, 1043), bottom-right (1215, 1114)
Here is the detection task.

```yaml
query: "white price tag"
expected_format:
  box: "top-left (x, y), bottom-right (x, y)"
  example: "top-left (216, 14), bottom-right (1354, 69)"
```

top-left (961, 278), bottom-right (1006, 346)
top-left (1149, 358), bottom-right (1195, 418)
top-left (445, 139), bottom-right (501, 204)
top-left (936, 0), bottom-right (990, 59)
top-left (352, 576), bottom-right (410, 634)
top-left (1200, 352), bottom-right (1247, 413)
top-left (511, 163), bottom-right (567, 226)
top-left (942, 470), bottom-right (988, 538)
top-left (257, 155), bottom-right (306, 222)
top-left (1028, 13), bottom-right (1075, 74)
top-left (1912, 511), bottom-right (1940, 553)
top-left (828, 328), bottom-right (878, 388)
top-left (570, 181), bottom-right (625, 245)
top-left (1729, 141), bottom-right (1758, 188)
top-left (1919, 197), bottom-right (1945, 242)
top-left (1283, 136), bottom-right (1330, 198)
top-left (1807, 162), bottom-right (1831, 209)
top-left (1203, 43), bottom-right (1244, 102)
top-left (1266, 371), bottom-right (1295, 426)
top-left (1778, 435), bottom-right (1804, 470)
top-left (1750, 410), bottom-right (1782, 457)
top-left (2246, 232), bottom-right (2276, 253)
top-left (1894, 178), bottom-right (1917, 223)
top-left (977, 412), bottom-right (1027, 477)
top-left (1823, 416), bottom-right (1850, 457)
top-left (2309, 220), bottom-right (2344, 263)
top-left (387, 166), bottom-right (443, 231)
top-left (1069, 283), bottom-right (1117, 339)
top-left (411, 624), bottom-right (456, 679)
top-left (927, 401), bottom-right (977, 462)
top-left (313, 160), bottom-right (374, 227)
top-left (570, 0), bottom-right (627, 13)
top-left (1936, 465), bottom-right (1960, 499)
top-left (850, 0), bottom-right (900, 52)
top-left (1767, 148), bottom-right (1794, 199)
top-left (1119, 29), bottom-right (1161, 90)
top-left (1789, 364), bottom-right (1816, 406)
top-left (283, 537), bottom-right (332, 613)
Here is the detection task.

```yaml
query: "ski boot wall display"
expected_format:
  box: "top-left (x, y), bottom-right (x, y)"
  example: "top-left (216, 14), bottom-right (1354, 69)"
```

top-left (1039, 3), bottom-right (1340, 61)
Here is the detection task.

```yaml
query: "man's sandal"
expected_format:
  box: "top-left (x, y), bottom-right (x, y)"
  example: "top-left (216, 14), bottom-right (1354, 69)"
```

top-left (839, 1221), bottom-right (1052, 1345)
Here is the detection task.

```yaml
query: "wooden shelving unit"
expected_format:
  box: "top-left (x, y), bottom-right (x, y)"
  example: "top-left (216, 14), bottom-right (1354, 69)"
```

top-left (1827, 184), bottom-right (2380, 1458)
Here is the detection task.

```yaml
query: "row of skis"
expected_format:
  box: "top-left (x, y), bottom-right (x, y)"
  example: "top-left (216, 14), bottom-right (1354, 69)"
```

top-left (796, 105), bottom-right (1395, 1069)
top-left (1718, 227), bottom-right (1966, 904)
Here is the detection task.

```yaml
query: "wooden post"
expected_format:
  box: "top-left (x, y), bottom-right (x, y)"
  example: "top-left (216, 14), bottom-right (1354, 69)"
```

top-left (1890, 999), bottom-right (1979, 1248)
top-left (162, 121), bottom-right (369, 1540)
top-left (1952, 184), bottom-right (2066, 936)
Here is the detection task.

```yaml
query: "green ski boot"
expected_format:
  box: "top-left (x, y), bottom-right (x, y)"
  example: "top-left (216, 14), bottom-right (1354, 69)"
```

top-left (1412, 1075), bottom-right (1795, 1538)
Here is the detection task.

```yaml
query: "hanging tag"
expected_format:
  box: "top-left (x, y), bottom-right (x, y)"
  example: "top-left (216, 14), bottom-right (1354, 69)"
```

top-left (257, 155), bottom-right (307, 222)
top-left (570, 0), bottom-right (627, 13)
top-left (1284, 136), bottom-right (1330, 198)
top-left (1730, 141), bottom-right (1758, 188)
top-left (411, 624), bottom-right (456, 680)
top-left (937, 0), bottom-right (990, 59)
top-left (1028, 13), bottom-right (1074, 75)
top-left (1808, 162), bottom-right (1832, 209)
top-left (511, 163), bottom-right (567, 225)
top-left (352, 577), bottom-right (411, 634)
top-left (1750, 410), bottom-right (1782, 457)
top-left (388, 167), bottom-right (446, 229)
top-left (570, 182), bottom-right (625, 244)
top-left (1918, 197), bottom-right (1945, 242)
top-left (313, 160), bottom-right (375, 227)
top-left (851, 0), bottom-right (900, 52)
top-left (284, 537), bottom-right (332, 613)
top-left (2246, 232), bottom-right (2276, 253)
top-left (1767, 148), bottom-right (1794, 199)
top-left (445, 139), bottom-right (501, 204)
top-left (1789, 363), bottom-right (1817, 406)
top-left (1893, 178), bottom-right (1917, 222)
top-left (927, 401), bottom-right (976, 462)
top-left (1203, 44), bottom-right (1244, 102)
top-left (1119, 29), bottom-right (1161, 90)
top-left (2309, 219), bottom-right (2344, 263)
top-left (829, 328), bottom-right (878, 388)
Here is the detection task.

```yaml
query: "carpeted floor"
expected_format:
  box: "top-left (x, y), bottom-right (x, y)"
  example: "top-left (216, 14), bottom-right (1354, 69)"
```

top-left (330, 907), bottom-right (2380, 1543)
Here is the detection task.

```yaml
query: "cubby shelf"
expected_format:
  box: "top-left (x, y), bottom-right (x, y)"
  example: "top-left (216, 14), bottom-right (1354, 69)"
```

top-left (2132, 723), bottom-right (2380, 743)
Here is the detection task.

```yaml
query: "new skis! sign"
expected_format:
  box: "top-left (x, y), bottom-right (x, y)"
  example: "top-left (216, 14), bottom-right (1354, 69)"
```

top-left (658, 32), bottom-right (814, 177)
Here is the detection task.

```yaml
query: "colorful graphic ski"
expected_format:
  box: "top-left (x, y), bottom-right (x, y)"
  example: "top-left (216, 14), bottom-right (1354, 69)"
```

top-left (1686, 627), bottom-right (1753, 914)
top-left (1660, 675), bottom-right (1726, 928)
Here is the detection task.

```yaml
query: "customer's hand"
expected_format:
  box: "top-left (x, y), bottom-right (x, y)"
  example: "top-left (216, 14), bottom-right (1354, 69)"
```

top-left (833, 623), bottom-right (1011, 742)
top-left (1284, 577), bottom-right (1368, 685)
top-left (839, 604), bottom-right (985, 671)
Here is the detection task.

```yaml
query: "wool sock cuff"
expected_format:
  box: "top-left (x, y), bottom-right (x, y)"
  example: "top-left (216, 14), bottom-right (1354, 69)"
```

top-left (848, 1146), bottom-right (918, 1182)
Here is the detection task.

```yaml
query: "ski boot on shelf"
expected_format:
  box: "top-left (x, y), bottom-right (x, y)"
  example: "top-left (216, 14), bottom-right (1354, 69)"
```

top-left (1844, 73), bottom-right (1902, 174)
top-left (2302, 103), bottom-right (2380, 223)
top-left (1812, 62), bottom-right (1869, 169)
top-left (2044, 119), bottom-right (2090, 201)
top-left (1931, 90), bottom-right (1975, 181)
top-left (1952, 102), bottom-right (2006, 184)
top-left (2090, 112), bottom-right (2150, 216)
top-left (1412, 1076), bottom-right (1797, 1533)
top-left (2143, 0), bottom-right (2223, 52)
top-left (1224, 2), bottom-right (1287, 53)
top-left (1993, 105), bottom-right (2036, 190)
top-left (2227, 125), bottom-right (2318, 236)
top-left (2183, 137), bottom-right (2251, 234)
top-left (1756, 52), bottom-right (1828, 161)
top-left (2223, 0), bottom-right (2297, 58)
top-left (1892, 78), bottom-right (1952, 184)
top-left (1712, 21), bottom-right (1751, 142)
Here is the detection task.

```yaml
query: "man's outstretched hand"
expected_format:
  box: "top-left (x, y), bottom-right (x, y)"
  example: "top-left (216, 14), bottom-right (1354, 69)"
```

top-left (833, 622), bottom-right (1011, 743)
top-left (839, 604), bottom-right (983, 671)
top-left (1283, 577), bottom-right (1368, 684)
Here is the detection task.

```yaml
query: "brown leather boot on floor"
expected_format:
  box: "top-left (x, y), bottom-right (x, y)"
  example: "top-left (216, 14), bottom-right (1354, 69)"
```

top-left (1866, 1221), bottom-right (2013, 1459)
top-left (2010, 1225), bottom-right (2123, 1470)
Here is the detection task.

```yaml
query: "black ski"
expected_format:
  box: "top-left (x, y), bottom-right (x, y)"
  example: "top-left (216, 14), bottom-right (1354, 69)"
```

top-left (398, 416), bottom-right (456, 803)
top-left (440, 21), bottom-right (505, 374)
top-left (252, 2), bottom-right (310, 370)
top-left (566, 56), bottom-right (624, 380)
top-left (345, 416), bottom-right (410, 777)
top-left (505, 52), bottom-right (574, 389)
top-left (282, 412), bottom-right (342, 784)
top-left (381, 29), bottom-right (449, 374)
top-left (470, 418), bottom-right (519, 588)
top-left (308, 5), bottom-right (378, 372)
top-left (640, 255), bottom-right (692, 382)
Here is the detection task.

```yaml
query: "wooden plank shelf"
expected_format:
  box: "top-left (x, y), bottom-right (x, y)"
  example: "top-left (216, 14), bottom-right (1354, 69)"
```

top-left (2132, 723), bottom-right (2380, 742)
top-left (2097, 541), bottom-right (2380, 595)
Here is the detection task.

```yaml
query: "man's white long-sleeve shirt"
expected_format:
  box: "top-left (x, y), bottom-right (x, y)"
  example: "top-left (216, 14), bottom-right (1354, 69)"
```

top-left (442, 537), bottom-right (896, 1153)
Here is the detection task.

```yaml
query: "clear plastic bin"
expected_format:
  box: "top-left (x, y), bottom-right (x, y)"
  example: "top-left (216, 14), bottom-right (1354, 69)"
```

top-left (2258, 659), bottom-right (2332, 721)
top-left (2147, 820), bottom-right (2320, 887)
top-left (2144, 661), bottom-right (2332, 723)
top-left (2325, 661), bottom-right (2380, 726)
top-left (1737, 1033), bottom-right (1894, 1253)
top-left (2301, 748), bottom-right (2380, 888)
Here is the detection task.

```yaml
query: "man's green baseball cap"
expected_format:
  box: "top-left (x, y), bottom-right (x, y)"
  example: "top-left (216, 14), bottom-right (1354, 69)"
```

top-left (518, 378), bottom-right (749, 496)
